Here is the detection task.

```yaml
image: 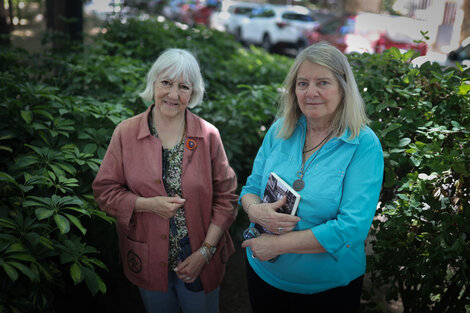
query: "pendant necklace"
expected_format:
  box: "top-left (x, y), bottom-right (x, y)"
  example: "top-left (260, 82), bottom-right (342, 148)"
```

top-left (293, 131), bottom-right (333, 192)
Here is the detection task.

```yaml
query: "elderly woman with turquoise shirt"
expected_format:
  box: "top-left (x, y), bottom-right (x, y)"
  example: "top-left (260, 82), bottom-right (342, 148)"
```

top-left (240, 43), bottom-right (384, 313)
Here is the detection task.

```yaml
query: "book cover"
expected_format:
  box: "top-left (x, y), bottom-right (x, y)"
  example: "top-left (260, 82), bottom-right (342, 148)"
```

top-left (254, 172), bottom-right (301, 234)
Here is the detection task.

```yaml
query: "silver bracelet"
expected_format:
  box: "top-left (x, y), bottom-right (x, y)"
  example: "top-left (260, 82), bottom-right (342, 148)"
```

top-left (198, 246), bottom-right (210, 264)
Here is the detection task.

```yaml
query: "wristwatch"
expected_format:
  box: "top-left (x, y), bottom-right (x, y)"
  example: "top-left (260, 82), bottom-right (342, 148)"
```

top-left (202, 242), bottom-right (217, 258)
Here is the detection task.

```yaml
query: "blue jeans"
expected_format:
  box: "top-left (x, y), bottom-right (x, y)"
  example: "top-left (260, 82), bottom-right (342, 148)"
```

top-left (138, 271), bottom-right (219, 313)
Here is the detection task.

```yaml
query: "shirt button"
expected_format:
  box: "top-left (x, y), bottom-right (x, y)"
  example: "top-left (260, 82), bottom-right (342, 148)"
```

top-left (159, 261), bottom-right (166, 268)
top-left (161, 234), bottom-right (167, 240)
top-left (346, 244), bottom-right (350, 248)
top-left (156, 179), bottom-right (161, 184)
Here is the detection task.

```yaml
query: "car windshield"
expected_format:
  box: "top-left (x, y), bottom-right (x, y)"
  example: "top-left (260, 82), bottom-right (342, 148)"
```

top-left (232, 6), bottom-right (255, 15)
top-left (250, 7), bottom-right (274, 17)
top-left (282, 13), bottom-right (314, 22)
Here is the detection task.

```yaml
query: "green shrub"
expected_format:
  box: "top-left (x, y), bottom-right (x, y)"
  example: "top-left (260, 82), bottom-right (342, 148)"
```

top-left (0, 46), bottom-right (132, 312)
top-left (350, 48), bottom-right (469, 313)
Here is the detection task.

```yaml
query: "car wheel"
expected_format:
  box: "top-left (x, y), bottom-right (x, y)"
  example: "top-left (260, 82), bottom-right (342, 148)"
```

top-left (236, 28), bottom-right (245, 45)
top-left (262, 34), bottom-right (271, 52)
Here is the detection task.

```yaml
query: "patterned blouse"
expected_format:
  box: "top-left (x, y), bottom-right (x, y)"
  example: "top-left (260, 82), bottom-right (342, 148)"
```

top-left (149, 114), bottom-right (188, 270)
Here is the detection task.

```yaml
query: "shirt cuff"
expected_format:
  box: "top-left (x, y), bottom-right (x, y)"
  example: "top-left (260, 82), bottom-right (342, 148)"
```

top-left (311, 224), bottom-right (350, 261)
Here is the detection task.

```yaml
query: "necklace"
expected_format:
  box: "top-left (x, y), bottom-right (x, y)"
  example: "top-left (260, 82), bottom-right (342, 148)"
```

top-left (153, 108), bottom-right (185, 148)
top-left (303, 130), bottom-right (333, 154)
top-left (293, 131), bottom-right (333, 192)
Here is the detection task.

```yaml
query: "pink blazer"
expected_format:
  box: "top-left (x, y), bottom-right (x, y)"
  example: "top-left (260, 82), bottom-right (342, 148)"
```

top-left (92, 105), bottom-right (238, 292)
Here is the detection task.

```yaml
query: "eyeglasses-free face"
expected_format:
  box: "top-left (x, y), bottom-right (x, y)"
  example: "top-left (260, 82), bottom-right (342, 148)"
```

top-left (153, 76), bottom-right (193, 120)
top-left (295, 61), bottom-right (342, 127)
top-left (156, 78), bottom-right (193, 95)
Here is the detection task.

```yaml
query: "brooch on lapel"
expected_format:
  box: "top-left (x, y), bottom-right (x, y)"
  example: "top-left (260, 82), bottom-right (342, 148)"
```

top-left (185, 139), bottom-right (197, 150)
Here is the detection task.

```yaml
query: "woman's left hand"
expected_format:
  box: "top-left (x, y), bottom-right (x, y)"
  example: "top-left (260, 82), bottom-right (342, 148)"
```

top-left (174, 251), bottom-right (206, 283)
top-left (241, 234), bottom-right (279, 261)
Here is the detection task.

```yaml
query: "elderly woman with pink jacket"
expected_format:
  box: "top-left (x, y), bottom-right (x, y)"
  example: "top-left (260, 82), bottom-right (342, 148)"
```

top-left (92, 48), bottom-right (238, 313)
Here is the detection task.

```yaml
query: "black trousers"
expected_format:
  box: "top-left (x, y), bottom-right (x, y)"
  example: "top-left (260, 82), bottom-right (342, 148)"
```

top-left (245, 260), bottom-right (363, 313)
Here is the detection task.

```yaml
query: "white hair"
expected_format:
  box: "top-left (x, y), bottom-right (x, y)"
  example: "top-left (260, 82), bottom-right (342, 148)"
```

top-left (139, 48), bottom-right (205, 108)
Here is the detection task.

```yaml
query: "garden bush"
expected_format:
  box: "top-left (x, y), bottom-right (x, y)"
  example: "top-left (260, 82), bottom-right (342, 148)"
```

top-left (0, 15), bottom-right (468, 313)
top-left (350, 49), bottom-right (469, 313)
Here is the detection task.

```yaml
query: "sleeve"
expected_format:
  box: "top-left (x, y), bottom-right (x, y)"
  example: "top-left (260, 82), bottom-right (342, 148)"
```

top-left (209, 129), bottom-right (239, 231)
top-left (239, 121), bottom-right (278, 202)
top-left (92, 125), bottom-right (138, 231)
top-left (312, 131), bottom-right (384, 261)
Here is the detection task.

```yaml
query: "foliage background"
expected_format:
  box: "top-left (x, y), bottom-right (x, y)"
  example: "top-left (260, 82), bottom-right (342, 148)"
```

top-left (1, 14), bottom-right (469, 313)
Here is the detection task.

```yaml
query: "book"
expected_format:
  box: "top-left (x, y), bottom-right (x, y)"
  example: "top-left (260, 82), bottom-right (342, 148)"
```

top-left (254, 172), bottom-right (301, 234)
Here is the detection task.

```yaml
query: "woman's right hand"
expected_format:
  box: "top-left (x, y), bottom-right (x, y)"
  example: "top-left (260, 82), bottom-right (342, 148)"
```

top-left (135, 196), bottom-right (186, 219)
top-left (247, 197), bottom-right (300, 234)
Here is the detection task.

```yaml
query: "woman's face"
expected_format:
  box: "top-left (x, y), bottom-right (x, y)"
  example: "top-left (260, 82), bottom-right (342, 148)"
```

top-left (295, 61), bottom-right (342, 126)
top-left (153, 74), bottom-right (192, 119)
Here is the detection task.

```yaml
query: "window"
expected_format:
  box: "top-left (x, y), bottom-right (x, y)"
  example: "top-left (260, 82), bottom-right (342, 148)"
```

top-left (250, 7), bottom-right (274, 18)
top-left (282, 13), bottom-right (314, 22)
top-left (232, 6), bottom-right (255, 15)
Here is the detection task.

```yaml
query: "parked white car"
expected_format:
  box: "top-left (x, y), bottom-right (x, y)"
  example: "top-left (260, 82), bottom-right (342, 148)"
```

top-left (224, 2), bottom-right (260, 39)
top-left (239, 4), bottom-right (319, 53)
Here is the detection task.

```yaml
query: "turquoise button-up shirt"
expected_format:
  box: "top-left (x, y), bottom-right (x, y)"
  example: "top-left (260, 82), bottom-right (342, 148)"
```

top-left (240, 116), bottom-right (384, 294)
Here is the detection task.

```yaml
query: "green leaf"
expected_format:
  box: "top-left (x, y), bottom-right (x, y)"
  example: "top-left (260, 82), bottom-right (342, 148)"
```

top-left (88, 258), bottom-right (108, 271)
top-left (83, 143), bottom-right (97, 154)
top-left (82, 266), bottom-right (106, 295)
top-left (35, 208), bottom-right (54, 220)
top-left (54, 214), bottom-right (70, 234)
top-left (410, 156), bottom-right (421, 166)
top-left (389, 47), bottom-right (402, 59)
top-left (2, 263), bottom-right (19, 281)
top-left (70, 262), bottom-right (83, 284)
top-left (458, 83), bottom-right (470, 95)
top-left (384, 123), bottom-right (402, 135)
top-left (0, 145), bottom-right (13, 152)
top-left (6, 243), bottom-right (26, 254)
top-left (0, 171), bottom-right (17, 185)
top-left (56, 162), bottom-right (77, 176)
top-left (8, 253), bottom-right (35, 262)
top-left (398, 138), bottom-right (411, 147)
top-left (39, 235), bottom-right (55, 250)
top-left (10, 261), bottom-right (37, 281)
top-left (64, 213), bottom-right (87, 235)
top-left (16, 155), bottom-right (39, 168)
top-left (0, 218), bottom-right (18, 230)
top-left (20, 110), bottom-right (33, 124)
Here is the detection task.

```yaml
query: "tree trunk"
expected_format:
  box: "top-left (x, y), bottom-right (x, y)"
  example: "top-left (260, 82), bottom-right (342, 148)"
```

top-left (7, 0), bottom-right (12, 23)
top-left (0, 0), bottom-right (10, 44)
top-left (45, 0), bottom-right (83, 50)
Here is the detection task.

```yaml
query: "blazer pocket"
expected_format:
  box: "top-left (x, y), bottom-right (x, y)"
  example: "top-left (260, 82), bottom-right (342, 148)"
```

top-left (119, 235), bottom-right (149, 286)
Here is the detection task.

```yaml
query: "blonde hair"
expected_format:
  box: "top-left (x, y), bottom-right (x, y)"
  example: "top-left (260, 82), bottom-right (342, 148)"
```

top-left (277, 42), bottom-right (369, 139)
top-left (139, 48), bottom-right (205, 108)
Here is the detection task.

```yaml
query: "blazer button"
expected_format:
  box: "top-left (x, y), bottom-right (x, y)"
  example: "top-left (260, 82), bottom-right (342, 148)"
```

top-left (161, 234), bottom-right (167, 240)
top-left (159, 261), bottom-right (166, 268)
top-left (155, 179), bottom-right (161, 184)
top-left (346, 244), bottom-right (350, 248)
